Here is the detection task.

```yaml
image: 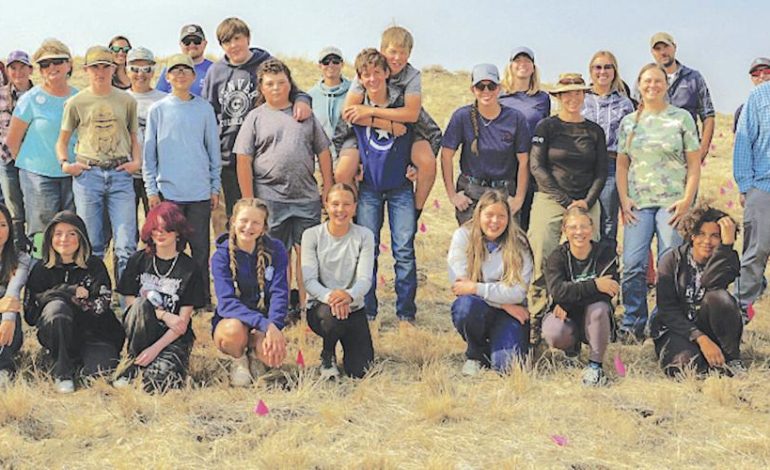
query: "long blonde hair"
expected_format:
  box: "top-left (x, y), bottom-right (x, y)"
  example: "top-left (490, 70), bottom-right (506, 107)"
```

top-left (464, 191), bottom-right (531, 286)
top-left (588, 50), bottom-right (626, 95)
top-left (229, 198), bottom-right (272, 311)
top-left (501, 56), bottom-right (541, 96)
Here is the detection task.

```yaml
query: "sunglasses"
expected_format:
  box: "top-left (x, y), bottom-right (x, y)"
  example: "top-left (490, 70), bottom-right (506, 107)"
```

top-left (110, 45), bottom-right (132, 54)
top-left (182, 36), bottom-right (203, 46)
top-left (168, 67), bottom-right (194, 76)
top-left (320, 56), bottom-right (342, 66)
top-left (591, 64), bottom-right (615, 71)
top-left (38, 58), bottom-right (68, 69)
top-left (473, 81), bottom-right (499, 92)
top-left (750, 67), bottom-right (770, 78)
top-left (128, 65), bottom-right (154, 73)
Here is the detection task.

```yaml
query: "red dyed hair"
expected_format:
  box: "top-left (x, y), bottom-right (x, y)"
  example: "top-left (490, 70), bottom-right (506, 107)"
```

top-left (140, 201), bottom-right (192, 254)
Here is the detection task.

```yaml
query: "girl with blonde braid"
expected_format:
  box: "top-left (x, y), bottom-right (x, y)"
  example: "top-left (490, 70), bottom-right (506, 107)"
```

top-left (211, 198), bottom-right (289, 386)
top-left (441, 64), bottom-right (531, 225)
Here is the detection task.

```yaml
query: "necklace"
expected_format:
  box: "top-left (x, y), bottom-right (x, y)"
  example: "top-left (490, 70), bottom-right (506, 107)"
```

top-left (480, 115), bottom-right (496, 127)
top-left (153, 253), bottom-right (179, 278)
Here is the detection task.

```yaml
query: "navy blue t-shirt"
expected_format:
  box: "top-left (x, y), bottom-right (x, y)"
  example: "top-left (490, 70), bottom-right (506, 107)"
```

top-left (354, 124), bottom-right (414, 192)
top-left (441, 104), bottom-right (531, 181)
top-left (499, 91), bottom-right (551, 134)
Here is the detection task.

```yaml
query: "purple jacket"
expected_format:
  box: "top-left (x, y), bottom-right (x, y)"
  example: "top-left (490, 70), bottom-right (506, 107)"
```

top-left (211, 233), bottom-right (289, 332)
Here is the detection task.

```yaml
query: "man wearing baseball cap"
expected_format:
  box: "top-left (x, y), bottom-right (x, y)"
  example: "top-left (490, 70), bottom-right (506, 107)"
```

top-left (56, 45), bottom-right (140, 278)
top-left (734, 57), bottom-right (770, 133)
top-left (644, 32), bottom-right (715, 162)
top-left (308, 46), bottom-right (350, 159)
top-left (0, 50), bottom-right (34, 249)
top-left (156, 24), bottom-right (213, 97)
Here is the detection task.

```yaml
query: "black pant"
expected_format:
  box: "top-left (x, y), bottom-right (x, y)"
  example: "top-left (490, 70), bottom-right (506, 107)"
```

top-left (123, 298), bottom-right (192, 391)
top-left (307, 303), bottom-right (373, 378)
top-left (133, 177), bottom-right (149, 219)
top-left (654, 290), bottom-right (743, 376)
top-left (36, 300), bottom-right (120, 380)
top-left (167, 198), bottom-right (212, 304)
top-left (0, 316), bottom-right (23, 373)
top-left (221, 165), bottom-right (241, 220)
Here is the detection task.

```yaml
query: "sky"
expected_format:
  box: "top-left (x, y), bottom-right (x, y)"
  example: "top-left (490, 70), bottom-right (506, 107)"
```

top-left (2, 0), bottom-right (768, 112)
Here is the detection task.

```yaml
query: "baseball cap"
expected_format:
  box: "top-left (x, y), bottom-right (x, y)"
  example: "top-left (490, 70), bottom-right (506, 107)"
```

top-left (650, 32), bottom-right (675, 48)
top-left (749, 57), bottom-right (770, 73)
top-left (471, 64), bottom-right (500, 85)
top-left (318, 46), bottom-right (343, 63)
top-left (84, 45), bottom-right (114, 66)
top-left (6, 51), bottom-right (31, 66)
top-left (180, 24), bottom-right (205, 41)
top-left (509, 46), bottom-right (535, 62)
top-left (127, 47), bottom-right (155, 64)
top-left (166, 53), bottom-right (195, 72)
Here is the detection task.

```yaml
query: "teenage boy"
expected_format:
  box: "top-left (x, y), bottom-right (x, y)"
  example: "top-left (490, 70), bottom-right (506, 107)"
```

top-left (57, 45), bottom-right (140, 278)
top-left (202, 17), bottom-right (312, 220)
top-left (126, 47), bottom-right (165, 217)
top-left (335, 48), bottom-right (417, 323)
top-left (144, 53), bottom-right (221, 306)
top-left (336, 26), bottom-right (441, 220)
top-left (156, 24), bottom-right (213, 97)
top-left (308, 46), bottom-right (350, 158)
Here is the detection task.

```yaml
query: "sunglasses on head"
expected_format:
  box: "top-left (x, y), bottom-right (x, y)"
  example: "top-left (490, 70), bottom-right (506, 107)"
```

top-left (473, 81), bottom-right (499, 92)
top-left (110, 45), bottom-right (131, 54)
top-left (38, 58), bottom-right (68, 69)
top-left (558, 77), bottom-right (586, 86)
top-left (128, 65), bottom-right (154, 74)
top-left (320, 56), bottom-right (342, 66)
top-left (750, 67), bottom-right (770, 78)
top-left (182, 36), bottom-right (203, 46)
top-left (591, 64), bottom-right (615, 71)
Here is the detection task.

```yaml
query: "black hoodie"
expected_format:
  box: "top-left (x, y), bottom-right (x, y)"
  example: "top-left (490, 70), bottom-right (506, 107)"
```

top-left (23, 211), bottom-right (125, 348)
top-left (201, 47), bottom-right (311, 166)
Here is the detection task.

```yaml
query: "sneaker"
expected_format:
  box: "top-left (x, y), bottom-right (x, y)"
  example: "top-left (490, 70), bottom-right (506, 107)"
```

top-left (112, 377), bottom-right (132, 389)
top-left (229, 355), bottom-right (252, 387)
top-left (0, 370), bottom-right (11, 388)
top-left (320, 354), bottom-right (340, 380)
top-left (725, 359), bottom-right (748, 377)
top-left (461, 359), bottom-right (483, 377)
top-left (285, 306), bottom-right (301, 327)
top-left (581, 366), bottom-right (607, 386)
top-left (54, 379), bottom-right (75, 394)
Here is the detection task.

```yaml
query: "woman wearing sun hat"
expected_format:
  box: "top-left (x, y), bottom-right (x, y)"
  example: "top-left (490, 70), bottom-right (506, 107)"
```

top-left (526, 72), bottom-right (608, 343)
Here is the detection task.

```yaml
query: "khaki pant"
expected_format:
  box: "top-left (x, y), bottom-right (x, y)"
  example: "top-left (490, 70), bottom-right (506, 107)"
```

top-left (526, 192), bottom-right (600, 326)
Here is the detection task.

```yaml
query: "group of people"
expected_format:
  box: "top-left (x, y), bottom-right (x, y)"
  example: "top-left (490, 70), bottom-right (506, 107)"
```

top-left (0, 18), bottom-right (764, 392)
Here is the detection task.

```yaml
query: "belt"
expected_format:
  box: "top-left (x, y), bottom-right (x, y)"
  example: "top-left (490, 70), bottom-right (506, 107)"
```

top-left (77, 156), bottom-right (130, 170)
top-left (462, 174), bottom-right (510, 188)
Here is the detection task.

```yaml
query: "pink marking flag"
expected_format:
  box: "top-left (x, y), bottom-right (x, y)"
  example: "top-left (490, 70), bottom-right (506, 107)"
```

top-left (433, 199), bottom-right (441, 209)
top-left (296, 350), bottom-right (305, 368)
top-left (419, 222), bottom-right (427, 233)
top-left (254, 399), bottom-right (269, 416)
top-left (378, 275), bottom-right (386, 286)
top-left (614, 352), bottom-right (626, 377)
top-left (747, 303), bottom-right (756, 322)
top-left (550, 435), bottom-right (569, 446)
top-left (379, 243), bottom-right (389, 252)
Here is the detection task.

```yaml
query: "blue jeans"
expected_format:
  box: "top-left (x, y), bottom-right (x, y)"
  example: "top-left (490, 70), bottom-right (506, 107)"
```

top-left (19, 169), bottom-right (74, 237)
top-left (72, 167), bottom-right (136, 278)
top-left (0, 161), bottom-right (27, 249)
top-left (621, 206), bottom-right (683, 336)
top-left (356, 182), bottom-right (417, 320)
top-left (598, 159), bottom-right (619, 242)
top-left (451, 295), bottom-right (526, 372)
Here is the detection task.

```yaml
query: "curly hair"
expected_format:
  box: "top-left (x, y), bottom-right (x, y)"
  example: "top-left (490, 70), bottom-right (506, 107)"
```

top-left (678, 202), bottom-right (738, 242)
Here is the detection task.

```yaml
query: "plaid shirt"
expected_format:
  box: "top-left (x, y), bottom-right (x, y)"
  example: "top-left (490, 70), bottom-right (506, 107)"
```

top-left (0, 82), bottom-right (31, 163)
top-left (734, 81), bottom-right (770, 194)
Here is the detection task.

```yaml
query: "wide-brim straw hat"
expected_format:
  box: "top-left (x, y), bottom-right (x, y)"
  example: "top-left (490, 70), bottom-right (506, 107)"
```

top-left (549, 73), bottom-right (591, 95)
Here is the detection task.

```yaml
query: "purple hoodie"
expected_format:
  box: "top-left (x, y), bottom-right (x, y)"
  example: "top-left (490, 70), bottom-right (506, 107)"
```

top-left (210, 233), bottom-right (289, 332)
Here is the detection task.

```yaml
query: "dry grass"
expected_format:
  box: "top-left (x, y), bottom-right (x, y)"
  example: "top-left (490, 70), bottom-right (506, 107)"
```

top-left (4, 59), bottom-right (769, 469)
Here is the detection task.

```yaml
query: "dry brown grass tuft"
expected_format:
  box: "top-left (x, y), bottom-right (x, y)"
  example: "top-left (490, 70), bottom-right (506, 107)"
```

top-left (6, 57), bottom-right (769, 468)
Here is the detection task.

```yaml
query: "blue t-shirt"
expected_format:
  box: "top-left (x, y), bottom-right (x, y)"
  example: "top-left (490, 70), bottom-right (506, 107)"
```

top-left (499, 91), bottom-right (551, 134)
top-left (13, 85), bottom-right (78, 177)
top-left (155, 58), bottom-right (213, 97)
top-left (441, 104), bottom-right (531, 181)
top-left (354, 124), bottom-right (414, 192)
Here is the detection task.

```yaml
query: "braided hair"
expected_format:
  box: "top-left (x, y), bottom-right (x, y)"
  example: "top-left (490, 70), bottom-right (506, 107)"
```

top-left (469, 101), bottom-right (480, 155)
top-left (625, 63), bottom-right (668, 151)
top-left (229, 198), bottom-right (273, 311)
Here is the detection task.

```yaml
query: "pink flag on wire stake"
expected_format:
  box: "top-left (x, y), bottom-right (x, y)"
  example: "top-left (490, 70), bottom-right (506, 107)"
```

top-left (296, 350), bottom-right (305, 368)
top-left (614, 352), bottom-right (626, 377)
top-left (550, 435), bottom-right (569, 446)
top-left (254, 399), bottom-right (269, 416)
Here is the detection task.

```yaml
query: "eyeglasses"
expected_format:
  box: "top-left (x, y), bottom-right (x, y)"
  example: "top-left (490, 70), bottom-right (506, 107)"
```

top-left (750, 67), bottom-right (770, 78)
top-left (591, 64), bottom-right (615, 72)
top-left (110, 45), bottom-right (131, 54)
top-left (473, 81), bottom-right (499, 92)
top-left (168, 67), bottom-right (194, 76)
top-left (128, 65), bottom-right (154, 73)
top-left (558, 77), bottom-right (586, 86)
top-left (182, 36), bottom-right (203, 46)
top-left (320, 56), bottom-right (342, 66)
top-left (38, 58), bottom-right (68, 69)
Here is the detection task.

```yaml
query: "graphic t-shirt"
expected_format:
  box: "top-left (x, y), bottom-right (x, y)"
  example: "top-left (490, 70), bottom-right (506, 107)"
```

top-left (117, 250), bottom-right (204, 342)
top-left (616, 105), bottom-right (699, 209)
top-left (61, 88), bottom-right (138, 162)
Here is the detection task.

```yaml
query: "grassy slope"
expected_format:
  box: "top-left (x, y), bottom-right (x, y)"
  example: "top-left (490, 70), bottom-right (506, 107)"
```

top-left (0, 59), bottom-right (768, 469)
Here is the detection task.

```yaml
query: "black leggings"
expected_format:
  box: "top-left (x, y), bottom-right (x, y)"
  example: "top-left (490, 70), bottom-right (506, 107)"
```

top-left (306, 303), bottom-right (373, 378)
top-left (0, 316), bottom-right (23, 373)
top-left (654, 290), bottom-right (743, 376)
top-left (36, 300), bottom-right (120, 380)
